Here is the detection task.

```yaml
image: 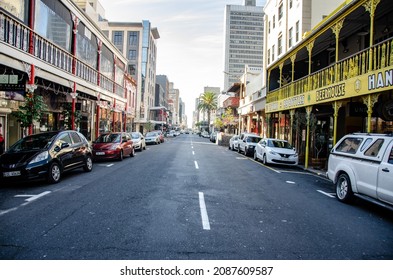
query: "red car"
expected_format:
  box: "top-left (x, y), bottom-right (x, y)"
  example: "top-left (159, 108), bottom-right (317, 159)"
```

top-left (153, 130), bottom-right (165, 143)
top-left (92, 132), bottom-right (135, 161)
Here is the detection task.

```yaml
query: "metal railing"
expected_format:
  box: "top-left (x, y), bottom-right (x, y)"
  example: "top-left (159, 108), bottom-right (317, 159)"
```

top-left (267, 37), bottom-right (393, 104)
top-left (0, 12), bottom-right (125, 98)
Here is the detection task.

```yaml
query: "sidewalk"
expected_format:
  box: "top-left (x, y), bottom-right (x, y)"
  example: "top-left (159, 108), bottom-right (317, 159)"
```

top-left (300, 165), bottom-right (328, 178)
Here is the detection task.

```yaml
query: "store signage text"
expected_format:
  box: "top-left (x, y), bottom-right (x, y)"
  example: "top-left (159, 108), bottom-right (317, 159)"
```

top-left (316, 83), bottom-right (345, 102)
top-left (283, 95), bottom-right (304, 109)
top-left (368, 69), bottom-right (393, 90)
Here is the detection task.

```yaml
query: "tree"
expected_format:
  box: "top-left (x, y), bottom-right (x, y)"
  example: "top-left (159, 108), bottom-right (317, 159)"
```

top-left (198, 92), bottom-right (217, 133)
top-left (62, 102), bottom-right (82, 130)
top-left (12, 93), bottom-right (48, 133)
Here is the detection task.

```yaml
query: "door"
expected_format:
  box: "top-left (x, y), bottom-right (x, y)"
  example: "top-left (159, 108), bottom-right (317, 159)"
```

top-left (377, 142), bottom-right (393, 204)
top-left (53, 132), bottom-right (74, 170)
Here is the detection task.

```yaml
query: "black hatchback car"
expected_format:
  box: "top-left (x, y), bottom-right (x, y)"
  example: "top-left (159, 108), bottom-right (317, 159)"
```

top-left (0, 130), bottom-right (93, 184)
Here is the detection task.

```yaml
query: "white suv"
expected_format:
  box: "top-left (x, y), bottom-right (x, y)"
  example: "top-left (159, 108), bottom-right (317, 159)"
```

top-left (327, 133), bottom-right (393, 209)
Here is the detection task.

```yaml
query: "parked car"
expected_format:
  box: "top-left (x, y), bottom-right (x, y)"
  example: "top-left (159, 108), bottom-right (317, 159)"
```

top-left (254, 138), bottom-right (298, 165)
top-left (92, 132), bottom-right (134, 161)
top-left (327, 133), bottom-right (393, 208)
top-left (153, 130), bottom-right (165, 143)
top-left (210, 131), bottom-right (217, 142)
top-left (145, 131), bottom-right (161, 145)
top-left (201, 131), bottom-right (209, 138)
top-left (167, 130), bottom-right (176, 137)
top-left (0, 130), bottom-right (93, 184)
top-left (131, 132), bottom-right (146, 151)
top-left (238, 134), bottom-right (262, 156)
top-left (229, 135), bottom-right (239, 151)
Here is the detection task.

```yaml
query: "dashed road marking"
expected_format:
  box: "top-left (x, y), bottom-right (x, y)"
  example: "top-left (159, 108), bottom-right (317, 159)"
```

top-left (194, 161), bottom-right (199, 169)
top-left (199, 192), bottom-right (211, 230)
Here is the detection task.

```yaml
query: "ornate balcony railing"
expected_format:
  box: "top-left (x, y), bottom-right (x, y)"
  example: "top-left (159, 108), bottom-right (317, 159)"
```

top-left (267, 37), bottom-right (393, 104)
top-left (0, 11), bottom-right (124, 99)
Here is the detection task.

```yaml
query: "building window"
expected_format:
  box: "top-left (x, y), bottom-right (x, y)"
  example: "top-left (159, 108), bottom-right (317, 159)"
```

top-left (289, 0), bottom-right (293, 9)
top-left (272, 45), bottom-right (275, 62)
top-left (296, 21), bottom-right (300, 42)
top-left (267, 49), bottom-right (270, 65)
top-left (278, 3), bottom-right (283, 21)
top-left (128, 31), bottom-right (138, 46)
top-left (273, 15), bottom-right (275, 29)
top-left (288, 27), bottom-right (293, 48)
top-left (113, 31), bottom-right (123, 46)
top-left (268, 21), bottom-right (271, 34)
top-left (128, 64), bottom-right (136, 75)
top-left (128, 50), bottom-right (137, 60)
top-left (278, 35), bottom-right (282, 55)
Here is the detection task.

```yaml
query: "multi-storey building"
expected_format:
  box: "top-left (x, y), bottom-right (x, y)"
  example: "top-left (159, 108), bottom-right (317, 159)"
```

top-left (264, 0), bottom-right (393, 168)
top-left (223, 0), bottom-right (266, 91)
top-left (0, 0), bottom-right (130, 149)
top-left (99, 20), bottom-right (159, 133)
top-left (264, 0), bottom-right (342, 69)
top-left (168, 82), bottom-right (180, 128)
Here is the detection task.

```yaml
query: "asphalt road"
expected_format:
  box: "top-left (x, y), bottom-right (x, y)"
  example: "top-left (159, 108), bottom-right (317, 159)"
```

top-left (0, 133), bottom-right (392, 260)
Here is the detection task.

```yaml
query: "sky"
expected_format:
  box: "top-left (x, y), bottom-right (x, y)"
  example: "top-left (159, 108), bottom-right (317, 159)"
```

top-left (98, 0), bottom-right (266, 127)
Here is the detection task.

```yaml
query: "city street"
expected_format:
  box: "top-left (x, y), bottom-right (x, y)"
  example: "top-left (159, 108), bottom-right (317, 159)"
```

top-left (0, 133), bottom-right (392, 260)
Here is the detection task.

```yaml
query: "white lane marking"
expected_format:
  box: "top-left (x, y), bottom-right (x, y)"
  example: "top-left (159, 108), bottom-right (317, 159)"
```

top-left (194, 161), bottom-right (199, 169)
top-left (317, 190), bottom-right (335, 198)
top-left (15, 191), bottom-right (51, 202)
top-left (236, 157), bottom-right (248, 160)
top-left (199, 192), bottom-right (211, 230)
top-left (0, 207), bottom-right (18, 216)
top-left (98, 163), bottom-right (114, 167)
top-left (286, 181), bottom-right (296, 184)
top-left (1, 191), bottom-right (52, 217)
top-left (192, 151), bottom-right (195, 155)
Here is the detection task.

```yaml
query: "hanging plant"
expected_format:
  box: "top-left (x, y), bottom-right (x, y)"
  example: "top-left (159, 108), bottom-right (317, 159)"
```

top-left (12, 93), bottom-right (48, 128)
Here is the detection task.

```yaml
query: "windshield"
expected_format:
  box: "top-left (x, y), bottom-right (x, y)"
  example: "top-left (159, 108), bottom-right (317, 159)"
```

top-left (8, 132), bottom-right (57, 152)
top-left (95, 133), bottom-right (121, 143)
top-left (146, 132), bottom-right (157, 137)
top-left (247, 137), bottom-right (262, 143)
top-left (131, 133), bottom-right (140, 139)
top-left (268, 140), bottom-right (293, 149)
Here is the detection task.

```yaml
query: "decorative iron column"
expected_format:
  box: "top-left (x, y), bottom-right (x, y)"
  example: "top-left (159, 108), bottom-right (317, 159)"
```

top-left (71, 14), bottom-right (80, 130)
top-left (332, 101), bottom-right (342, 145)
top-left (305, 106), bottom-right (313, 169)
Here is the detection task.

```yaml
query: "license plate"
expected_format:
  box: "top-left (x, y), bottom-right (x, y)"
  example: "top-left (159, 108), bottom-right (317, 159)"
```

top-left (3, 171), bottom-right (21, 177)
top-left (96, 152), bottom-right (105, 155)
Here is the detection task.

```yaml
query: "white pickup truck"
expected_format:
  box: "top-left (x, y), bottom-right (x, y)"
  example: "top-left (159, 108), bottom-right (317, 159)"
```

top-left (327, 133), bottom-right (393, 210)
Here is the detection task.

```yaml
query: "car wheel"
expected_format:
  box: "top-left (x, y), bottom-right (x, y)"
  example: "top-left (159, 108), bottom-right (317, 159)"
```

top-left (336, 173), bottom-right (354, 203)
top-left (119, 150), bottom-right (123, 161)
top-left (245, 147), bottom-right (249, 156)
top-left (253, 150), bottom-right (258, 161)
top-left (47, 162), bottom-right (61, 184)
top-left (130, 148), bottom-right (135, 157)
top-left (262, 154), bottom-right (267, 165)
top-left (83, 155), bottom-right (93, 172)
top-left (237, 146), bottom-right (241, 153)
top-left (143, 144), bottom-right (146, 150)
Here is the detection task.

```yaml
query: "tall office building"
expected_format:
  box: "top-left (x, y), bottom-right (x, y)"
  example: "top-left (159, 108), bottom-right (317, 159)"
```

top-left (223, 0), bottom-right (266, 91)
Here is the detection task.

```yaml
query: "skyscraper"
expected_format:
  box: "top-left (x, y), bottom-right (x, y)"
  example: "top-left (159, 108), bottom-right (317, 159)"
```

top-left (223, 0), bottom-right (266, 91)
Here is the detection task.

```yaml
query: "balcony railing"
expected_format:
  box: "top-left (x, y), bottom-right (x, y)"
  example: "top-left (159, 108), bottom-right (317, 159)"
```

top-left (267, 37), bottom-right (393, 104)
top-left (0, 12), bottom-right (124, 99)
